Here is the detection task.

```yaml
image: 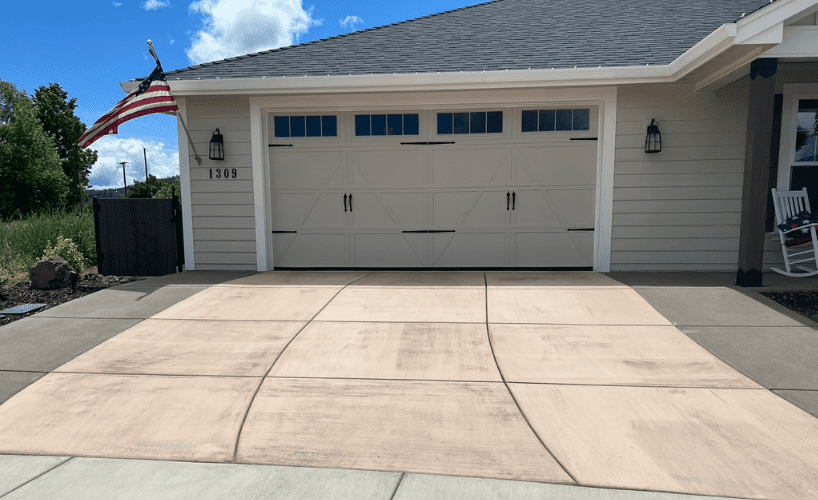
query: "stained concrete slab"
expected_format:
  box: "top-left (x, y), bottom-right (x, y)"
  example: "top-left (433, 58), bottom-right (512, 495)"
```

top-left (773, 390), bottom-right (818, 419)
top-left (3, 457), bottom-right (401, 500)
top-left (270, 322), bottom-right (501, 381)
top-left (488, 288), bottom-right (672, 325)
top-left (35, 286), bottom-right (209, 319)
top-left (680, 326), bottom-right (818, 390)
top-left (486, 272), bottom-right (627, 289)
top-left (349, 272), bottom-right (486, 288)
top-left (154, 286), bottom-right (340, 321)
top-left (221, 271), bottom-right (369, 287)
top-left (0, 455), bottom-right (70, 497)
top-left (237, 378), bottom-right (572, 484)
top-left (0, 317), bottom-right (142, 372)
top-left (490, 324), bottom-right (759, 388)
top-left (0, 373), bottom-right (258, 462)
top-left (511, 384), bottom-right (818, 500)
top-left (316, 288), bottom-right (486, 323)
top-left (634, 287), bottom-right (807, 327)
top-left (57, 319), bottom-right (306, 377)
top-left (0, 372), bottom-right (46, 405)
top-left (393, 473), bottom-right (746, 500)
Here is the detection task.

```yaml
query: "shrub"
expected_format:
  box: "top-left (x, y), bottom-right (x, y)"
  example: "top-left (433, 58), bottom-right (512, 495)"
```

top-left (41, 235), bottom-right (86, 272)
top-left (0, 206), bottom-right (95, 286)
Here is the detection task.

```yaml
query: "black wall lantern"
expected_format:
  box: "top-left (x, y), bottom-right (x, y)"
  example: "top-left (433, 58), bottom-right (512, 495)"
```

top-left (645, 119), bottom-right (661, 153)
top-left (209, 129), bottom-right (225, 160)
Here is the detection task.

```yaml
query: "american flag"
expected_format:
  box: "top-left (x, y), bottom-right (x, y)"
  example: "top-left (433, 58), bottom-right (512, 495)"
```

top-left (79, 64), bottom-right (179, 148)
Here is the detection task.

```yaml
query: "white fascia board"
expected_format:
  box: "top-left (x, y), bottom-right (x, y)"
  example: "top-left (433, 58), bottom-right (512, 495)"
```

top-left (168, 66), bottom-right (671, 95)
top-left (737, 0), bottom-right (818, 35)
top-left (762, 25), bottom-right (818, 57)
top-left (737, 22), bottom-right (784, 45)
top-left (695, 47), bottom-right (763, 92)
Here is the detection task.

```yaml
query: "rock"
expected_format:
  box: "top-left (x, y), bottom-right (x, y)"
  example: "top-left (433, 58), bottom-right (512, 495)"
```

top-left (29, 258), bottom-right (76, 290)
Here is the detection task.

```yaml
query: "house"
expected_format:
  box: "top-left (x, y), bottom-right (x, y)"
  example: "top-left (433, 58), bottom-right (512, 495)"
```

top-left (158, 0), bottom-right (818, 286)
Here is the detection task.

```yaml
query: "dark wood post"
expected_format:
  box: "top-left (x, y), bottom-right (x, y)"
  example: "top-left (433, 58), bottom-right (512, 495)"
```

top-left (736, 58), bottom-right (778, 287)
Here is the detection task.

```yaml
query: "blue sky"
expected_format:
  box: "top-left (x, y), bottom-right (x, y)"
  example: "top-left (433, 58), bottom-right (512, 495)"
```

top-left (1, 0), bottom-right (482, 189)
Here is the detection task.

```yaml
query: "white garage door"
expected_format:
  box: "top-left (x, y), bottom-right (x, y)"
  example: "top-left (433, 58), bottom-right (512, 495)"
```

top-left (269, 108), bottom-right (597, 268)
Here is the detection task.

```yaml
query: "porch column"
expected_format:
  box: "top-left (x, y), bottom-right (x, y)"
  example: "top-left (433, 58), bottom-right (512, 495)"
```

top-left (737, 58), bottom-right (778, 287)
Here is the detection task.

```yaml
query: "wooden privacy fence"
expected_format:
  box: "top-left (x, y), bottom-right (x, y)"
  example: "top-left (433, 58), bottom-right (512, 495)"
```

top-left (93, 192), bottom-right (184, 276)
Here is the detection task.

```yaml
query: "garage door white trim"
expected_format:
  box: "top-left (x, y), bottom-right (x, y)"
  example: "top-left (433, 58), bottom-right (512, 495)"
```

top-left (250, 87), bottom-right (617, 271)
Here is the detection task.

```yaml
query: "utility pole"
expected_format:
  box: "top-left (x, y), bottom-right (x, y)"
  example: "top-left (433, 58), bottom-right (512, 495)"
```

top-left (120, 161), bottom-right (128, 198)
top-left (144, 148), bottom-right (150, 198)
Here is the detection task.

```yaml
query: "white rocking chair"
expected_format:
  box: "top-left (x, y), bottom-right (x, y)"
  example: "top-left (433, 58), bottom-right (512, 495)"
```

top-left (771, 187), bottom-right (818, 277)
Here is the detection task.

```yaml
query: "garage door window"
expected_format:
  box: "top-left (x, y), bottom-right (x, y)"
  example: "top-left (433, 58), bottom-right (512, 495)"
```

top-left (438, 111), bottom-right (503, 134)
top-left (522, 109), bottom-right (590, 132)
top-left (355, 114), bottom-right (419, 136)
top-left (274, 116), bottom-right (337, 138)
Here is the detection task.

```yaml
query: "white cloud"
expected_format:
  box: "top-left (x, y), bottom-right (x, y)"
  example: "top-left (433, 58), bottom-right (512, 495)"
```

top-left (339, 15), bottom-right (363, 30)
top-left (169, 38), bottom-right (175, 44)
top-left (143, 0), bottom-right (170, 10)
top-left (186, 0), bottom-right (321, 64)
top-left (89, 137), bottom-right (179, 190)
top-left (113, 2), bottom-right (122, 7)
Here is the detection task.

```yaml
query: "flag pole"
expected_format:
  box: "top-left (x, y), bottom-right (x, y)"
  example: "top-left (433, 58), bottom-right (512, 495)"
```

top-left (177, 113), bottom-right (202, 165)
top-left (147, 40), bottom-right (202, 166)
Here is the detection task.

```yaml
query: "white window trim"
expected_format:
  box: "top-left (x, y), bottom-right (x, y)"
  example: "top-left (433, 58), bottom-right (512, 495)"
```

top-left (776, 83), bottom-right (818, 195)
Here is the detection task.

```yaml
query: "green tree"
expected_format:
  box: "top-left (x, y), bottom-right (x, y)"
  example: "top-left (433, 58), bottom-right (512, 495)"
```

top-left (0, 81), bottom-right (69, 218)
top-left (33, 83), bottom-right (98, 208)
top-left (126, 175), bottom-right (180, 199)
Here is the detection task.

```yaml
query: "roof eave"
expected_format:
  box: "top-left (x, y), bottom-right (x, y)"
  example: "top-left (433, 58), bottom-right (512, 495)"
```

top-left (121, 0), bottom-right (818, 95)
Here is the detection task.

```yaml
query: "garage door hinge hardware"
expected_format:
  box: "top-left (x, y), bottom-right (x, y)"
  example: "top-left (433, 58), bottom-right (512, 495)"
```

top-left (402, 230), bottom-right (456, 233)
top-left (268, 144), bottom-right (294, 147)
top-left (569, 137), bottom-right (598, 141)
top-left (272, 230), bottom-right (297, 233)
top-left (567, 228), bottom-right (595, 231)
top-left (400, 141), bottom-right (456, 145)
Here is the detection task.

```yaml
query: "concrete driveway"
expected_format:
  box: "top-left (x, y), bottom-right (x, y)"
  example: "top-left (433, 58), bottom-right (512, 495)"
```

top-left (1, 271), bottom-right (817, 499)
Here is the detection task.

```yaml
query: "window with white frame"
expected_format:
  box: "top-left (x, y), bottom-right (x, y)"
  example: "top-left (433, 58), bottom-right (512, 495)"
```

top-left (778, 89), bottom-right (818, 216)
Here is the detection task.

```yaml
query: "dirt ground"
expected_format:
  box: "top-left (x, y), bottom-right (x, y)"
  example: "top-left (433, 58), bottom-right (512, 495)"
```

top-left (0, 268), bottom-right (145, 326)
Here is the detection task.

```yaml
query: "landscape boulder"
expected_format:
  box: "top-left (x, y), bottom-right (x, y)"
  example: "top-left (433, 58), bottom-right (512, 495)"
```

top-left (30, 258), bottom-right (76, 290)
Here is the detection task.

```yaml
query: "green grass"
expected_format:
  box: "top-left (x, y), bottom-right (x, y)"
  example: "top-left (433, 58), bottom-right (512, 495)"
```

top-left (0, 207), bottom-right (96, 287)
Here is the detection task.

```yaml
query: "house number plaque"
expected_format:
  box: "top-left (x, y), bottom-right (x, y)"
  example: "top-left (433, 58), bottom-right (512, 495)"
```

top-left (209, 168), bottom-right (237, 179)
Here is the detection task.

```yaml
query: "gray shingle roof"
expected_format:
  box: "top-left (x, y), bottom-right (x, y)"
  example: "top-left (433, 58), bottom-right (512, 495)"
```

top-left (166, 0), bottom-right (773, 81)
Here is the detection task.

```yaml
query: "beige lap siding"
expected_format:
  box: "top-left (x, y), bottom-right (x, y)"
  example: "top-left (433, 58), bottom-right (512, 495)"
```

top-left (185, 96), bottom-right (257, 271)
top-left (611, 82), bottom-right (749, 271)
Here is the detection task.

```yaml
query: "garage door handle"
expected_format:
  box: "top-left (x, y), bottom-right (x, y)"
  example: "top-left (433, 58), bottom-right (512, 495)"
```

top-left (343, 194), bottom-right (348, 212)
top-left (569, 137), bottom-right (598, 141)
top-left (507, 192), bottom-right (510, 211)
top-left (567, 228), bottom-right (595, 231)
top-left (349, 193), bottom-right (353, 212)
top-left (512, 191), bottom-right (516, 211)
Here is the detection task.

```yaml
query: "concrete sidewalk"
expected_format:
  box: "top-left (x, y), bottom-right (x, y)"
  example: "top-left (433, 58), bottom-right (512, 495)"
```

top-left (609, 272), bottom-right (818, 418)
top-left (0, 270), bottom-right (817, 499)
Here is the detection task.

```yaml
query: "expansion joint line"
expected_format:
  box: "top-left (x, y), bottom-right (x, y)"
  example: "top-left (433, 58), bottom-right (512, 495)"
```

top-left (230, 272), bottom-right (373, 462)
top-left (482, 273), bottom-right (580, 485)
top-left (388, 472), bottom-right (406, 500)
top-left (0, 457), bottom-right (74, 499)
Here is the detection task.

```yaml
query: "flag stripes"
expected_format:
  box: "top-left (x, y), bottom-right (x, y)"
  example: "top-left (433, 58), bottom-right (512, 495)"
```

top-left (79, 66), bottom-right (179, 148)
